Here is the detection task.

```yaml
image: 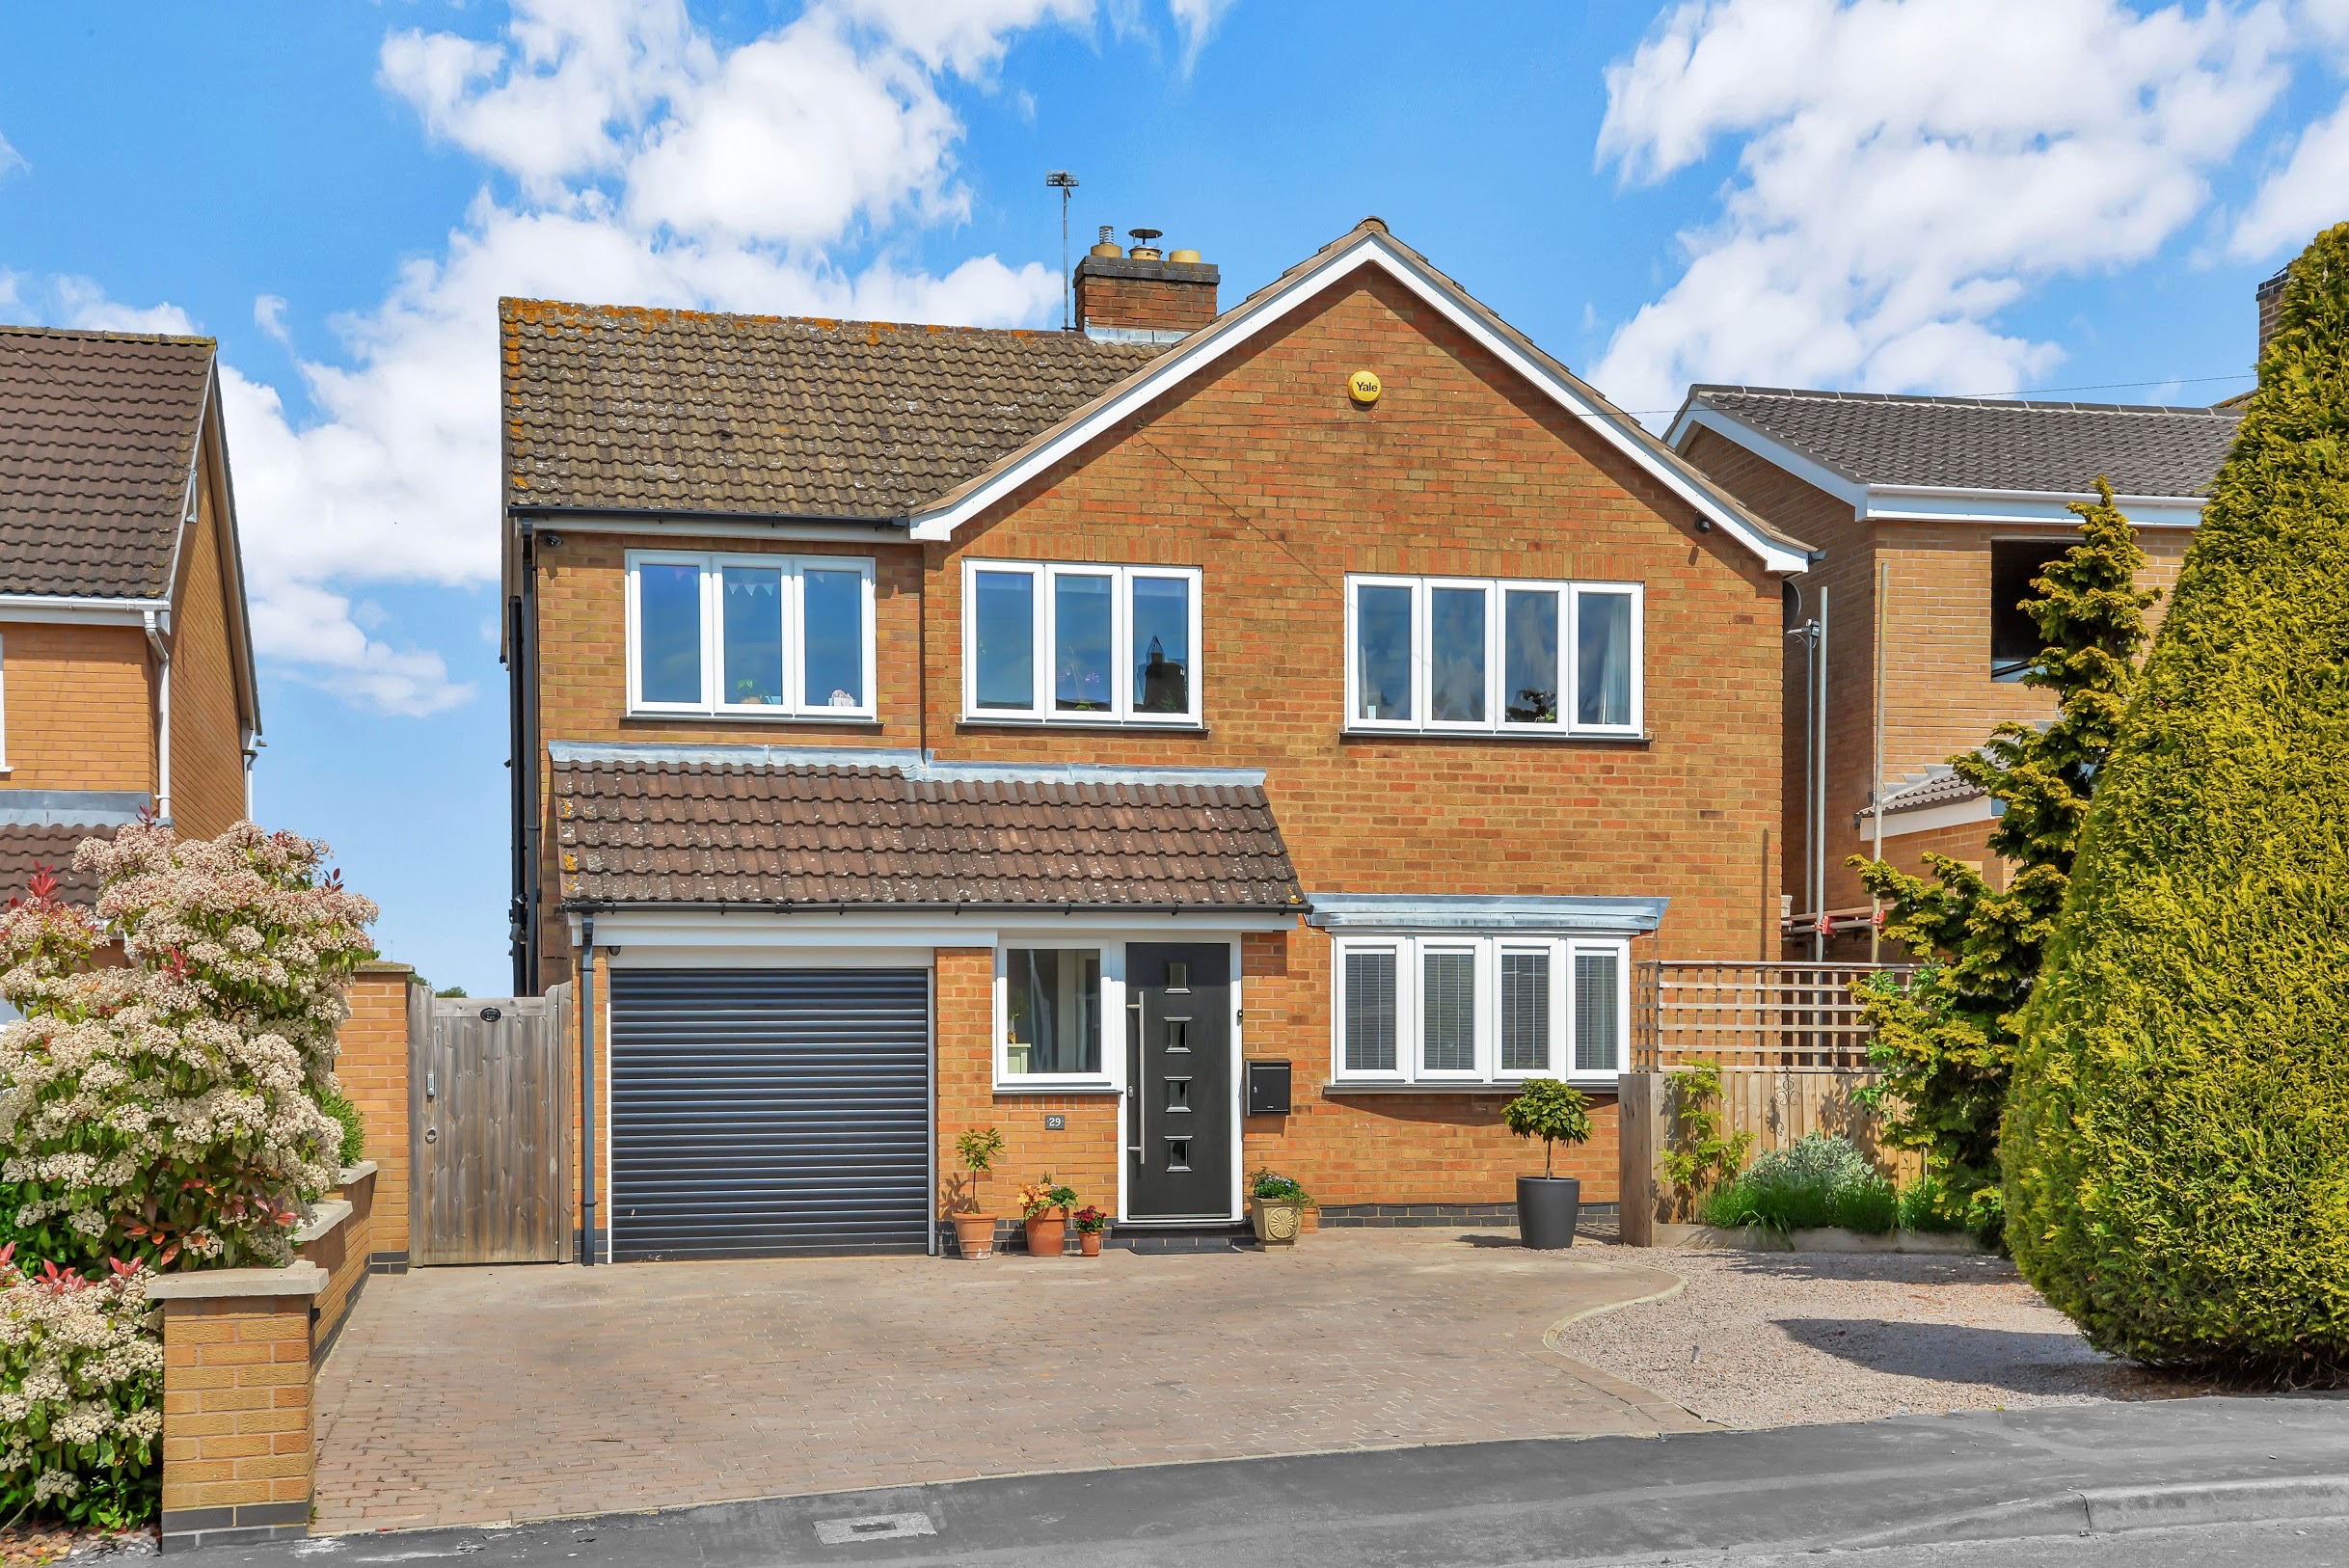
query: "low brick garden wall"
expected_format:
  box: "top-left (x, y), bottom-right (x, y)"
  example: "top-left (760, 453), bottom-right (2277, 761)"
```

top-left (149, 1164), bottom-right (377, 1554)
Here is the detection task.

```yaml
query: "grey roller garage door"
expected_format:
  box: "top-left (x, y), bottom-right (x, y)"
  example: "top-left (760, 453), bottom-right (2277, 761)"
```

top-left (608, 968), bottom-right (931, 1260)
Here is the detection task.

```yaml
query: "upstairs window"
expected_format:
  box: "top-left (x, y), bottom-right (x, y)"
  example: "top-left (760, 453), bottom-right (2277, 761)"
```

top-left (627, 551), bottom-right (877, 718)
top-left (1989, 540), bottom-right (2064, 682)
top-left (1347, 576), bottom-right (1641, 737)
top-left (962, 560), bottom-right (1203, 725)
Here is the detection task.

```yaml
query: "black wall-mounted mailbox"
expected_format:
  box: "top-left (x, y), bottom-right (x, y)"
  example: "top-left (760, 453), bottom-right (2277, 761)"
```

top-left (1245, 1059), bottom-right (1293, 1117)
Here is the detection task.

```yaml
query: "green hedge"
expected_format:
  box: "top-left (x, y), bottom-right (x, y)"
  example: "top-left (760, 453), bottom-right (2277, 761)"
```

top-left (2002, 223), bottom-right (2349, 1381)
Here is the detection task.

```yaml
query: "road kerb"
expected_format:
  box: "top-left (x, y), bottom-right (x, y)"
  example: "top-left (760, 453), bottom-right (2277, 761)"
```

top-left (1844, 1473), bottom-right (2349, 1548)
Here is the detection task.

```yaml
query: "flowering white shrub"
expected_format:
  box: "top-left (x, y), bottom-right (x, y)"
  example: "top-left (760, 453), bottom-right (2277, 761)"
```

top-left (0, 1246), bottom-right (161, 1526)
top-left (0, 822), bottom-right (378, 1271)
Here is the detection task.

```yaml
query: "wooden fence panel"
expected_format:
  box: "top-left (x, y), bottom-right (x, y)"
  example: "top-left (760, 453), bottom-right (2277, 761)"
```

top-left (1616, 1066), bottom-right (1922, 1242)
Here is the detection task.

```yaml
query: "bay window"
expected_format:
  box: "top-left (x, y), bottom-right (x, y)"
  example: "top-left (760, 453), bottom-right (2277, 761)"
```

top-left (1346, 576), bottom-right (1642, 736)
top-left (627, 551), bottom-right (877, 719)
top-left (1328, 933), bottom-right (1628, 1086)
top-left (963, 559), bottom-right (1203, 725)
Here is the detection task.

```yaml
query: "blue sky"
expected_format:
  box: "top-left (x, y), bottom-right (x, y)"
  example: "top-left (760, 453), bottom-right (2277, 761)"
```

top-left (1, 0), bottom-right (2343, 992)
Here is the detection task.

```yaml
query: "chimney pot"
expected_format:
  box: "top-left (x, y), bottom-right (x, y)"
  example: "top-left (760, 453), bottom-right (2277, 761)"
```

top-left (1073, 233), bottom-right (1218, 343)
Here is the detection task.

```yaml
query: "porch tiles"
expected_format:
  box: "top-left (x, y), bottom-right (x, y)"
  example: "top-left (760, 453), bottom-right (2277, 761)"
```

top-left (310, 1230), bottom-right (1700, 1534)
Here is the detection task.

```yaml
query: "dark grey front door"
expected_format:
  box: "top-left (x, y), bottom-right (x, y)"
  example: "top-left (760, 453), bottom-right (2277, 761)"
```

top-left (1125, 943), bottom-right (1233, 1221)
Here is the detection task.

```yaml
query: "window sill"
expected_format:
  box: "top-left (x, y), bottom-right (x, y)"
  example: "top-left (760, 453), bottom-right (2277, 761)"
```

top-left (1321, 1079), bottom-right (1622, 1095)
top-left (624, 711), bottom-right (884, 727)
top-left (958, 716), bottom-right (1206, 733)
top-left (1339, 728), bottom-right (1651, 745)
top-left (992, 1081), bottom-right (1121, 1096)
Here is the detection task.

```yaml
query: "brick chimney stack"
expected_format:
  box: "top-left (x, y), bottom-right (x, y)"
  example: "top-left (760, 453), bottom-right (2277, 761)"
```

top-left (2256, 263), bottom-right (2290, 358)
top-left (1074, 228), bottom-right (1218, 342)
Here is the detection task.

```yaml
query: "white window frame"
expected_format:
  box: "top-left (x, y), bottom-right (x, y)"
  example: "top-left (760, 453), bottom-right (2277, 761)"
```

top-left (993, 940), bottom-right (1122, 1092)
top-left (1415, 940), bottom-right (1488, 1080)
top-left (959, 559), bottom-right (1204, 727)
top-left (1344, 574), bottom-right (1644, 738)
top-left (1329, 933), bottom-right (1629, 1089)
top-left (624, 550), bottom-right (878, 720)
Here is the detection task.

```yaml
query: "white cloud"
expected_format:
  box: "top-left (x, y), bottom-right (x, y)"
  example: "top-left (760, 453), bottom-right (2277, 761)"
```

top-left (0, 131), bottom-right (24, 179)
top-left (1592, 0), bottom-right (2295, 419)
top-left (2233, 98), bottom-right (2349, 258)
top-left (253, 293), bottom-right (290, 344)
top-left (185, 0), bottom-right (1197, 716)
top-left (49, 277), bottom-right (199, 337)
top-left (1168, 0), bottom-right (1238, 71)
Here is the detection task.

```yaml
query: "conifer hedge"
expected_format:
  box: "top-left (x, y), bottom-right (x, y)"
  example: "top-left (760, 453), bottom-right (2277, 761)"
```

top-left (2003, 223), bottom-right (2349, 1381)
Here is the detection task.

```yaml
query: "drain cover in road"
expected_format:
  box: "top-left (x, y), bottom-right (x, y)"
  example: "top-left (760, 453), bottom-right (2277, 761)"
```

top-left (813, 1512), bottom-right (936, 1545)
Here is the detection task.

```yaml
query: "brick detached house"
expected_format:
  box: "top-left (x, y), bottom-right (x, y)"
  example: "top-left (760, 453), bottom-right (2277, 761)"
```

top-left (0, 325), bottom-right (264, 898)
top-left (1668, 387), bottom-right (2238, 952)
top-left (500, 219), bottom-right (1813, 1260)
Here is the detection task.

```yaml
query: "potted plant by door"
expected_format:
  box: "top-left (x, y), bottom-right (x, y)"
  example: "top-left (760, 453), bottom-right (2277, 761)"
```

top-left (1247, 1170), bottom-right (1314, 1246)
top-left (1503, 1079), bottom-right (1593, 1250)
top-left (1071, 1204), bottom-right (1109, 1257)
top-left (1017, 1176), bottom-right (1079, 1257)
top-left (952, 1127), bottom-right (1006, 1258)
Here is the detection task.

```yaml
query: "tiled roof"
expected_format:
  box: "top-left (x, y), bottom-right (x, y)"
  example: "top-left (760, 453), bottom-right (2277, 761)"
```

top-left (0, 325), bottom-right (213, 598)
top-left (1858, 767), bottom-right (1988, 821)
top-left (1688, 386), bottom-right (2240, 498)
top-left (0, 825), bottom-right (113, 906)
top-left (500, 300), bottom-right (1164, 519)
top-left (550, 745), bottom-right (1306, 910)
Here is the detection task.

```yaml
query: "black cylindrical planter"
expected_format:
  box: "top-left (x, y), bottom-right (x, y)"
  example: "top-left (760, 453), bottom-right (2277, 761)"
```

top-left (1517, 1176), bottom-right (1581, 1250)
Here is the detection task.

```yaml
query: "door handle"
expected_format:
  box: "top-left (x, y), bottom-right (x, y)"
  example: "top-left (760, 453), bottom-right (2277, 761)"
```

top-left (426, 1069), bottom-right (436, 1101)
top-left (1126, 1085), bottom-right (1143, 1157)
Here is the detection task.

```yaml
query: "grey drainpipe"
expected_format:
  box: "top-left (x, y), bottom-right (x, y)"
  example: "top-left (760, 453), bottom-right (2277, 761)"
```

top-left (580, 913), bottom-right (597, 1267)
top-left (142, 611), bottom-right (173, 824)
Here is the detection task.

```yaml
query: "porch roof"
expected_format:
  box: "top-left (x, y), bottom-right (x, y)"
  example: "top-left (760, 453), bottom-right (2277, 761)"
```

top-left (548, 743), bottom-right (1306, 913)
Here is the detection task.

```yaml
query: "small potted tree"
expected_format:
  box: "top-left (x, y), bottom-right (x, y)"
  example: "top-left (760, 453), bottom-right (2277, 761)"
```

top-left (951, 1127), bottom-right (1006, 1258)
top-left (1017, 1176), bottom-right (1079, 1257)
top-left (1503, 1079), bottom-right (1593, 1249)
top-left (1071, 1204), bottom-right (1109, 1257)
top-left (1247, 1170), bottom-right (1313, 1246)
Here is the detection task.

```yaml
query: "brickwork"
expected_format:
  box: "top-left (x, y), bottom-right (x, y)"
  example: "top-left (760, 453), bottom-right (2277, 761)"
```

top-left (167, 456), bottom-right (250, 837)
top-left (1681, 425), bottom-right (2192, 924)
top-left (1073, 256), bottom-right (1219, 334)
top-left (932, 946), bottom-right (1120, 1221)
top-left (537, 265), bottom-right (1785, 1223)
top-left (331, 965), bottom-right (416, 1263)
top-left (0, 621), bottom-right (153, 793)
top-left (1881, 814), bottom-right (2005, 891)
top-left (299, 1166), bottom-right (377, 1358)
top-left (156, 1281), bottom-right (318, 1550)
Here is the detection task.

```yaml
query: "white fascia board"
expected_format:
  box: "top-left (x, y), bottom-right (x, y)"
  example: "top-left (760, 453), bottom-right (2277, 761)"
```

top-left (570, 907), bottom-right (1297, 950)
top-left (910, 236), bottom-right (1813, 575)
top-left (0, 595), bottom-right (173, 628)
top-left (1861, 487), bottom-right (2206, 530)
top-left (528, 512), bottom-right (913, 548)
top-left (1876, 794), bottom-right (1998, 839)
top-left (1668, 405), bottom-right (1870, 519)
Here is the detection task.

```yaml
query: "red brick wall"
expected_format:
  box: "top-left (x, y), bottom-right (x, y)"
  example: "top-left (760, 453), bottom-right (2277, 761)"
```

top-left (331, 965), bottom-right (415, 1261)
top-left (1074, 260), bottom-right (1218, 333)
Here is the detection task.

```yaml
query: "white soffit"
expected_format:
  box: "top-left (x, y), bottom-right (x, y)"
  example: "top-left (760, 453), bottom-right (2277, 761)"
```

top-left (1669, 404), bottom-right (2210, 532)
top-left (908, 234), bottom-right (1811, 575)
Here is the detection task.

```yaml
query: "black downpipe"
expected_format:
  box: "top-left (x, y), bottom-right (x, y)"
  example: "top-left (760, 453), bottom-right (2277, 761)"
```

top-left (519, 527), bottom-right (542, 996)
top-left (580, 912), bottom-right (597, 1266)
top-left (506, 588), bottom-right (528, 994)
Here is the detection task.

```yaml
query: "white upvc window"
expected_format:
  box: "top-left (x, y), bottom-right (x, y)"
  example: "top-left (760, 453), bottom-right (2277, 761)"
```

top-left (1329, 933), bottom-right (1629, 1087)
top-left (1344, 575), bottom-right (1643, 737)
top-left (626, 550), bottom-right (878, 719)
top-left (961, 559), bottom-right (1204, 726)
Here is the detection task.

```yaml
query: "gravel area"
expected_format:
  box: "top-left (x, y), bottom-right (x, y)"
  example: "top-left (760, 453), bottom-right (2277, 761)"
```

top-left (1550, 1248), bottom-right (2191, 1429)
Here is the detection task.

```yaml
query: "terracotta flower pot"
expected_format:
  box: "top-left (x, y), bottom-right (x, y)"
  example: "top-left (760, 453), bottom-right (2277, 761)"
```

top-left (1078, 1230), bottom-right (1103, 1257)
top-left (952, 1213), bottom-right (998, 1259)
top-left (1024, 1213), bottom-right (1067, 1257)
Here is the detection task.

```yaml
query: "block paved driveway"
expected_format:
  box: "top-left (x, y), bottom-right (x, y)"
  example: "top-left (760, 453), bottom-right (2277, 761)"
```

top-left (312, 1230), bottom-right (1701, 1534)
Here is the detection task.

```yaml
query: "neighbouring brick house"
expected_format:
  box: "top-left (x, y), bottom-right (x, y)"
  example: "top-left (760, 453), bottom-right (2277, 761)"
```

top-left (501, 218), bottom-right (1812, 1259)
top-left (1668, 386), bottom-right (2238, 952)
top-left (0, 325), bottom-right (264, 899)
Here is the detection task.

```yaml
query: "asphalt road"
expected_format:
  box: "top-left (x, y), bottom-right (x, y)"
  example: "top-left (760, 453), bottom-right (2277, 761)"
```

top-left (197, 1393), bottom-right (2349, 1567)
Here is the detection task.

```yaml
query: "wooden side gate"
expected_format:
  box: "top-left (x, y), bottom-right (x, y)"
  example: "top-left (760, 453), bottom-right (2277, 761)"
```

top-left (410, 986), bottom-right (573, 1265)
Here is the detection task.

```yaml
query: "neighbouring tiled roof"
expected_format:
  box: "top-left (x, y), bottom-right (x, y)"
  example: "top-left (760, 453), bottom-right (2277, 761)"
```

top-left (1858, 767), bottom-right (1988, 821)
top-left (0, 325), bottom-right (214, 598)
top-left (0, 824), bottom-right (113, 905)
top-left (549, 745), bottom-right (1307, 910)
top-left (1688, 386), bottom-right (2240, 498)
top-left (500, 300), bottom-right (1164, 519)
